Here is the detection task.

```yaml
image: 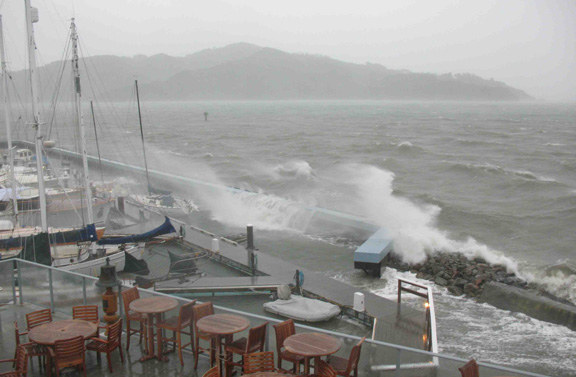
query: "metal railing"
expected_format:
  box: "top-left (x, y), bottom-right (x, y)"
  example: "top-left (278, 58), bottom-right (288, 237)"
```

top-left (0, 258), bottom-right (550, 377)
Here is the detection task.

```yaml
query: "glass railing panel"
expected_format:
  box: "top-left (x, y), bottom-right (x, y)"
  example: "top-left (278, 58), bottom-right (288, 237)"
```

top-left (0, 260), bottom-right (14, 304)
top-left (18, 260), bottom-right (50, 309)
top-left (50, 268), bottom-right (100, 318)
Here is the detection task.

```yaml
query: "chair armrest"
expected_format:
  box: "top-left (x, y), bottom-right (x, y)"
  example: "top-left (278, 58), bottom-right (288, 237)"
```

top-left (88, 337), bottom-right (107, 344)
top-left (0, 358), bottom-right (16, 364)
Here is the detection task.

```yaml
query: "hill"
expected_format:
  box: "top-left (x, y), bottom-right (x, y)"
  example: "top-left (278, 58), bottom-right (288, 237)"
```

top-left (12, 43), bottom-right (531, 101)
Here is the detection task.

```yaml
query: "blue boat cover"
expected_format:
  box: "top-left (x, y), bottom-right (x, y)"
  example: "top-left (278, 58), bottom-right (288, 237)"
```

top-left (97, 217), bottom-right (176, 245)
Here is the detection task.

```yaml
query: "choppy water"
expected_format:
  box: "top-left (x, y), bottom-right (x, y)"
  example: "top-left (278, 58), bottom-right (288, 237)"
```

top-left (13, 100), bottom-right (576, 375)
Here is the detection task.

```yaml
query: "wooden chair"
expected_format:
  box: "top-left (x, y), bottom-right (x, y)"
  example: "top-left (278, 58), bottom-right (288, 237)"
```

top-left (315, 359), bottom-right (337, 377)
top-left (243, 351), bottom-right (275, 374)
top-left (458, 359), bottom-right (479, 377)
top-left (121, 286), bottom-right (147, 350)
top-left (86, 319), bottom-right (124, 373)
top-left (202, 365), bottom-right (221, 377)
top-left (192, 302), bottom-right (216, 369)
top-left (13, 321), bottom-right (49, 370)
top-left (156, 300), bottom-right (196, 366)
top-left (273, 319), bottom-right (304, 373)
top-left (25, 309), bottom-right (52, 330)
top-left (0, 344), bottom-right (29, 377)
top-left (47, 336), bottom-right (86, 377)
top-left (225, 322), bottom-right (268, 374)
top-left (72, 305), bottom-right (99, 323)
top-left (327, 337), bottom-right (366, 377)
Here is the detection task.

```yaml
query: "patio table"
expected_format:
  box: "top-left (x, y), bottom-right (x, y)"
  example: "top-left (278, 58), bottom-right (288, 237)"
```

top-left (196, 313), bottom-right (250, 377)
top-left (130, 296), bottom-right (178, 361)
top-left (28, 319), bottom-right (98, 345)
top-left (284, 332), bottom-right (341, 375)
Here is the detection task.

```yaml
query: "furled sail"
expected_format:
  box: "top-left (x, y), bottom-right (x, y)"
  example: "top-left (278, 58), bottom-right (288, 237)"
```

top-left (97, 217), bottom-right (176, 245)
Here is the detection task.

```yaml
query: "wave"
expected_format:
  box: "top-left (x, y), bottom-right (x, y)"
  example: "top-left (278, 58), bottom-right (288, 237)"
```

top-left (271, 160), bottom-right (316, 180)
top-left (448, 162), bottom-right (558, 183)
top-left (333, 164), bottom-right (521, 273)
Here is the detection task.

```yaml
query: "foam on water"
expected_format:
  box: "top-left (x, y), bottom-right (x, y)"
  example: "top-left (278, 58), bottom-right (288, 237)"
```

top-left (270, 160), bottom-right (316, 180)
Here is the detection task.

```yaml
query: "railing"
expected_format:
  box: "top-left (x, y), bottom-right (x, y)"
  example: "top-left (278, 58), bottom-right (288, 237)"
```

top-left (0, 258), bottom-right (550, 377)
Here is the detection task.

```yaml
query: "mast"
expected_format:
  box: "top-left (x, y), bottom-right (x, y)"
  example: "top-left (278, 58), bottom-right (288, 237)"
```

top-left (135, 80), bottom-right (151, 195)
top-left (70, 18), bottom-right (93, 224)
top-left (0, 15), bottom-right (19, 223)
top-left (24, 0), bottom-right (48, 231)
top-left (90, 101), bottom-right (105, 183)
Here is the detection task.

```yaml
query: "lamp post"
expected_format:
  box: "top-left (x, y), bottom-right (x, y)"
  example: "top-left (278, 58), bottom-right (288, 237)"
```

top-left (96, 258), bottom-right (121, 324)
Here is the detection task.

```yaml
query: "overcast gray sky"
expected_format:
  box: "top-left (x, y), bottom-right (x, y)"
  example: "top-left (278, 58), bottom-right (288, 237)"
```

top-left (1, 0), bottom-right (575, 100)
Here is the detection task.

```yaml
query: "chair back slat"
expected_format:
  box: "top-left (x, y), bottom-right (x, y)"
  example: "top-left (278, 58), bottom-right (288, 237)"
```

top-left (121, 286), bottom-right (140, 313)
top-left (26, 309), bottom-right (52, 330)
top-left (317, 359), bottom-right (337, 377)
top-left (246, 322), bottom-right (268, 353)
top-left (107, 319), bottom-right (123, 350)
top-left (202, 365), bottom-right (221, 377)
top-left (54, 336), bottom-right (85, 365)
top-left (72, 305), bottom-right (99, 323)
top-left (178, 300), bottom-right (196, 328)
top-left (272, 319), bottom-right (295, 353)
top-left (244, 351), bottom-right (275, 374)
top-left (193, 302), bottom-right (214, 330)
top-left (14, 343), bottom-right (29, 375)
top-left (345, 336), bottom-right (366, 375)
top-left (458, 359), bottom-right (479, 377)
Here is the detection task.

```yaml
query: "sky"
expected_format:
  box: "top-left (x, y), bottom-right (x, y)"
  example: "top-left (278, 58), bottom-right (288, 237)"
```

top-left (0, 0), bottom-right (575, 100)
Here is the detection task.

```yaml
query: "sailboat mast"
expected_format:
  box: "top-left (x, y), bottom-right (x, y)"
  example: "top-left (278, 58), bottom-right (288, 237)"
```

top-left (135, 80), bottom-right (151, 195)
top-left (70, 19), bottom-right (93, 224)
top-left (0, 15), bottom-right (19, 223)
top-left (24, 0), bottom-right (48, 231)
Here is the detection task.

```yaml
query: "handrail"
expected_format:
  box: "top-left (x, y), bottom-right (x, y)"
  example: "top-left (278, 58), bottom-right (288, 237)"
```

top-left (0, 258), bottom-right (550, 377)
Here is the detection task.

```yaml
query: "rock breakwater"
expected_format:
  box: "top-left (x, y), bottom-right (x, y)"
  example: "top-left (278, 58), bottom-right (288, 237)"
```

top-left (387, 252), bottom-right (530, 297)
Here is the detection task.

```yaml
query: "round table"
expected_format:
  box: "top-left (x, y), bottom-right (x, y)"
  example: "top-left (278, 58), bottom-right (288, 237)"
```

top-left (284, 332), bottom-right (341, 374)
top-left (130, 296), bottom-right (178, 361)
top-left (28, 319), bottom-right (98, 345)
top-left (196, 314), bottom-right (250, 377)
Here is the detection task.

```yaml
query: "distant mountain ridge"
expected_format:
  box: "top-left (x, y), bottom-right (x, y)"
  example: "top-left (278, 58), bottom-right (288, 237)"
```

top-left (15, 42), bottom-right (531, 101)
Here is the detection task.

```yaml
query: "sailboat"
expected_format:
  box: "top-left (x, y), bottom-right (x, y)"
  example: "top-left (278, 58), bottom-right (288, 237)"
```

top-left (127, 80), bottom-right (198, 216)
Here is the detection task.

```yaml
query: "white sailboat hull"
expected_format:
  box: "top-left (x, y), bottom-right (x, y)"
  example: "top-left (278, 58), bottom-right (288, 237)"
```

top-left (58, 243), bottom-right (143, 277)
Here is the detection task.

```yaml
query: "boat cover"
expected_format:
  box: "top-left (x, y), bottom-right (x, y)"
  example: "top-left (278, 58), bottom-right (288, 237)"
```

top-left (263, 295), bottom-right (340, 322)
top-left (97, 217), bottom-right (176, 245)
top-left (123, 251), bottom-right (150, 275)
top-left (168, 250), bottom-right (198, 274)
top-left (20, 232), bottom-right (51, 266)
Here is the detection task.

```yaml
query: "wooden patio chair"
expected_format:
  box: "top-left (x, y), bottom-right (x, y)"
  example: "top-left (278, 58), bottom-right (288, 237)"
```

top-left (273, 319), bottom-right (304, 373)
top-left (315, 359), bottom-right (337, 377)
top-left (13, 321), bottom-right (49, 370)
top-left (202, 365), bottom-right (221, 377)
top-left (225, 322), bottom-right (268, 374)
top-left (86, 319), bottom-right (124, 372)
top-left (192, 302), bottom-right (216, 369)
top-left (120, 286), bottom-right (147, 350)
top-left (458, 359), bottom-right (479, 377)
top-left (327, 337), bottom-right (366, 377)
top-left (25, 308), bottom-right (52, 330)
top-left (156, 300), bottom-right (196, 366)
top-left (243, 351), bottom-right (275, 374)
top-left (72, 305), bottom-right (99, 323)
top-left (0, 343), bottom-right (29, 377)
top-left (47, 336), bottom-right (87, 377)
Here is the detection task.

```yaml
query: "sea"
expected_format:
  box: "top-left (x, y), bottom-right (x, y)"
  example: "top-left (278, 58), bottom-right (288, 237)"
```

top-left (16, 100), bottom-right (576, 376)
